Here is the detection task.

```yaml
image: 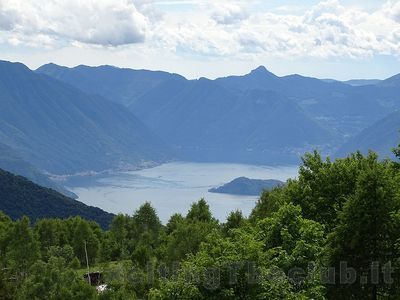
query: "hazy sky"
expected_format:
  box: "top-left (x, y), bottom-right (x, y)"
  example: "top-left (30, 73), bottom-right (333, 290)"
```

top-left (0, 0), bottom-right (399, 80)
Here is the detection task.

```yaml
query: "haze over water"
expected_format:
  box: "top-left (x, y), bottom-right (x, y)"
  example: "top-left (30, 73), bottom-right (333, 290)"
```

top-left (69, 162), bottom-right (299, 223)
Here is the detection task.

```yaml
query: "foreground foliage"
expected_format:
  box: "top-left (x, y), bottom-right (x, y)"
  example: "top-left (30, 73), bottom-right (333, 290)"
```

top-left (1, 145), bottom-right (400, 299)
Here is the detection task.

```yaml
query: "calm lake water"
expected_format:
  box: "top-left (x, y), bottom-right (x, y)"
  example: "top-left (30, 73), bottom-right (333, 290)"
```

top-left (68, 162), bottom-right (299, 223)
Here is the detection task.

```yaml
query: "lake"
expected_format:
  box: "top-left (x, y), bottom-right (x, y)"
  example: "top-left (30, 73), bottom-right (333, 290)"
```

top-left (68, 162), bottom-right (299, 223)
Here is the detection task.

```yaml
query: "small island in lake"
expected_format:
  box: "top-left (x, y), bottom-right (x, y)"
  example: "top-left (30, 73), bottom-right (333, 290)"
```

top-left (209, 177), bottom-right (284, 196)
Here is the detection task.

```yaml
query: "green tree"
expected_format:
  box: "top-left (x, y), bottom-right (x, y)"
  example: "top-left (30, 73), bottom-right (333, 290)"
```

top-left (131, 231), bottom-right (156, 268)
top-left (165, 221), bottom-right (215, 263)
top-left (35, 219), bottom-right (68, 259)
top-left (186, 199), bottom-right (212, 223)
top-left (393, 142), bottom-right (400, 160)
top-left (18, 257), bottom-right (96, 300)
top-left (6, 217), bottom-right (40, 279)
top-left (110, 214), bottom-right (130, 257)
top-left (257, 203), bottom-right (326, 298)
top-left (165, 200), bottom-right (218, 263)
top-left (72, 218), bottom-right (100, 266)
top-left (0, 211), bottom-right (12, 262)
top-left (287, 151), bottom-right (382, 230)
top-left (148, 278), bottom-right (202, 300)
top-left (47, 245), bottom-right (75, 263)
top-left (223, 210), bottom-right (245, 235)
top-left (327, 158), bottom-right (400, 299)
top-left (0, 212), bottom-right (14, 299)
top-left (250, 187), bottom-right (288, 222)
top-left (166, 213), bottom-right (184, 235)
top-left (187, 229), bottom-right (264, 299)
top-left (132, 203), bottom-right (162, 237)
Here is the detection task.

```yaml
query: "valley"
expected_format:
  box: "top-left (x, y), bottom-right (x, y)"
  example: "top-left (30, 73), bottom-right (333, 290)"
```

top-left (66, 162), bottom-right (298, 223)
top-left (1, 1), bottom-right (400, 298)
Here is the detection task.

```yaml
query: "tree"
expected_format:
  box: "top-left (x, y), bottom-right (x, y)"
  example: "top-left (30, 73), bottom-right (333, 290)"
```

top-left (0, 213), bottom-right (14, 299)
top-left (132, 203), bottom-right (162, 236)
top-left (257, 203), bottom-right (326, 298)
top-left (35, 219), bottom-right (68, 259)
top-left (148, 278), bottom-right (201, 300)
top-left (287, 151), bottom-right (381, 230)
top-left (131, 231), bottom-right (155, 268)
top-left (47, 245), bottom-right (75, 263)
top-left (394, 142), bottom-right (400, 160)
top-left (18, 257), bottom-right (96, 300)
top-left (165, 213), bottom-right (184, 235)
top-left (165, 220), bottom-right (216, 263)
top-left (107, 214), bottom-right (130, 260)
top-left (186, 199), bottom-right (212, 223)
top-left (250, 187), bottom-right (288, 222)
top-left (223, 210), bottom-right (245, 235)
top-left (6, 217), bottom-right (40, 279)
top-left (165, 200), bottom-right (218, 263)
top-left (187, 229), bottom-right (264, 299)
top-left (0, 211), bottom-right (12, 262)
top-left (327, 159), bottom-right (400, 299)
top-left (72, 218), bottom-right (100, 266)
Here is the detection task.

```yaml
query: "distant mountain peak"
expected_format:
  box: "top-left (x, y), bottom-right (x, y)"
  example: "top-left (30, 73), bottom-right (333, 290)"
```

top-left (36, 62), bottom-right (67, 72)
top-left (379, 73), bottom-right (400, 87)
top-left (249, 66), bottom-right (276, 77)
top-left (42, 62), bottom-right (59, 67)
top-left (0, 60), bottom-right (31, 72)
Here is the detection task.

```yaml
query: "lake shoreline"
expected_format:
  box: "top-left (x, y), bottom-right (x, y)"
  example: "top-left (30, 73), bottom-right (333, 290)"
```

top-left (68, 162), bottom-right (299, 223)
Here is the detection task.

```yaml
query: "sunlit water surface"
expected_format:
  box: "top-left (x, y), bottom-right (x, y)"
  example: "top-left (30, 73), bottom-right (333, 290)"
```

top-left (69, 162), bottom-right (299, 223)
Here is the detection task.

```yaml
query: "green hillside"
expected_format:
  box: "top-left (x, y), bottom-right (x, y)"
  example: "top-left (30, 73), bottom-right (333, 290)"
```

top-left (0, 168), bottom-right (113, 228)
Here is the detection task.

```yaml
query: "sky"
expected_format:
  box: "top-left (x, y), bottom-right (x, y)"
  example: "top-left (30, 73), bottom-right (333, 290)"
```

top-left (0, 0), bottom-right (399, 80)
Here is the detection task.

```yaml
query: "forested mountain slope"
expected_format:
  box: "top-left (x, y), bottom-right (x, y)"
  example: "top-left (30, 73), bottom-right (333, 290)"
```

top-left (0, 168), bottom-right (113, 228)
top-left (216, 67), bottom-right (400, 137)
top-left (0, 61), bottom-right (171, 175)
top-left (336, 111), bottom-right (400, 159)
top-left (0, 142), bottom-right (76, 198)
top-left (131, 79), bottom-right (334, 164)
top-left (37, 63), bottom-right (400, 162)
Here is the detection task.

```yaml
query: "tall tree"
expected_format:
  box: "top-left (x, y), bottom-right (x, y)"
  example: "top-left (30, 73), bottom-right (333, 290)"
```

top-left (34, 219), bottom-right (68, 259)
top-left (287, 151), bottom-right (382, 231)
top-left (223, 210), bottom-right (245, 235)
top-left (393, 142), bottom-right (400, 160)
top-left (186, 199), bottom-right (212, 223)
top-left (131, 202), bottom-right (162, 239)
top-left (5, 217), bottom-right (40, 280)
top-left (18, 257), bottom-right (96, 300)
top-left (72, 218), bottom-right (99, 266)
top-left (327, 158), bottom-right (400, 299)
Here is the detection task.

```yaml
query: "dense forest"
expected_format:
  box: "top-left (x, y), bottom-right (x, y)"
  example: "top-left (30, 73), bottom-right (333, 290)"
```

top-left (0, 168), bottom-right (114, 228)
top-left (1, 144), bottom-right (400, 299)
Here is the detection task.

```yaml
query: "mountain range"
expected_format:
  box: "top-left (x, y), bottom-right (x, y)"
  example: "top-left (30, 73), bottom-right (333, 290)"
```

top-left (0, 61), bottom-right (170, 175)
top-left (131, 78), bottom-right (334, 164)
top-left (0, 59), bottom-right (397, 177)
top-left (37, 62), bottom-right (400, 164)
top-left (37, 63), bottom-right (184, 107)
top-left (215, 67), bottom-right (400, 138)
top-left (1, 58), bottom-right (398, 232)
top-left (0, 59), bottom-right (398, 220)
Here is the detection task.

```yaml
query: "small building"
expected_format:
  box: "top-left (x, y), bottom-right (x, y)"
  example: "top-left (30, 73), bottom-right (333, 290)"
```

top-left (83, 271), bottom-right (103, 286)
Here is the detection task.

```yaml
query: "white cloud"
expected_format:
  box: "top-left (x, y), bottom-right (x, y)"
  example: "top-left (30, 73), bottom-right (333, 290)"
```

top-left (152, 0), bottom-right (400, 60)
top-left (0, 0), bottom-right (148, 47)
top-left (1, 0), bottom-right (399, 61)
top-left (210, 3), bottom-right (248, 25)
top-left (383, 1), bottom-right (400, 23)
